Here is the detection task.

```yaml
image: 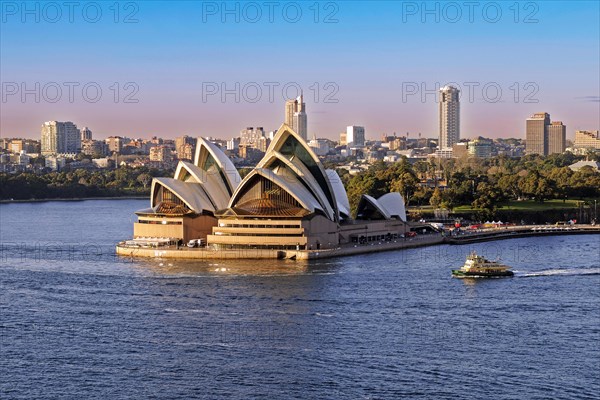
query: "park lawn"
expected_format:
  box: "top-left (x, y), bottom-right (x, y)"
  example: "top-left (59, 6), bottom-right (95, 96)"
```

top-left (499, 199), bottom-right (582, 210)
top-left (453, 199), bottom-right (582, 213)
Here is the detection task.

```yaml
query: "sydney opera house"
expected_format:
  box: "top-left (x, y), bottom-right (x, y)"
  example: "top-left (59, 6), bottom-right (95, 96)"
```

top-left (120, 125), bottom-right (410, 258)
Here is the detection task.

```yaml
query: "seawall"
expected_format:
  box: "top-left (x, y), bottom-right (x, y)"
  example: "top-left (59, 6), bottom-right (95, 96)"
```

top-left (116, 235), bottom-right (444, 260)
top-left (116, 225), bottom-right (600, 261)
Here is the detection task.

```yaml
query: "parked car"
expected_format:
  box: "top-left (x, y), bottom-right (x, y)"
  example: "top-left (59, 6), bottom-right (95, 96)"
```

top-left (187, 239), bottom-right (204, 248)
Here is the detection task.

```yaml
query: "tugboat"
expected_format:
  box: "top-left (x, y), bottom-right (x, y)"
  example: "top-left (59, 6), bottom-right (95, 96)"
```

top-left (452, 251), bottom-right (514, 278)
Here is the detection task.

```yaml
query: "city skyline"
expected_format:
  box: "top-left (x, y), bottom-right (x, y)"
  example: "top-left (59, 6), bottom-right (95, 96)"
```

top-left (0, 108), bottom-right (598, 145)
top-left (2, 103), bottom-right (594, 144)
top-left (1, 1), bottom-right (598, 140)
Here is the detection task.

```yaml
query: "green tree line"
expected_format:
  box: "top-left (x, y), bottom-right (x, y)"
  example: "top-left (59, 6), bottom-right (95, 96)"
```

top-left (0, 167), bottom-right (171, 200)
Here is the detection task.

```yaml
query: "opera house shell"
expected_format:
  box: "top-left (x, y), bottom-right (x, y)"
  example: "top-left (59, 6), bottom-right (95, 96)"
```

top-left (132, 124), bottom-right (408, 252)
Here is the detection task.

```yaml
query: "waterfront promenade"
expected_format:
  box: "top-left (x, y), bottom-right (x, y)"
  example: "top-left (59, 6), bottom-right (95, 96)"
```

top-left (116, 224), bottom-right (600, 260)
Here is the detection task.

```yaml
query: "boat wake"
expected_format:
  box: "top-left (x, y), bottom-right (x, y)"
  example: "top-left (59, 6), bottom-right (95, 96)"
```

top-left (517, 267), bottom-right (600, 278)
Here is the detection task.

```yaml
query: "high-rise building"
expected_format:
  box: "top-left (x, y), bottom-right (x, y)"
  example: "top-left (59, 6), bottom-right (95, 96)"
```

top-left (80, 127), bottom-right (92, 141)
top-left (346, 126), bottom-right (365, 147)
top-left (149, 145), bottom-right (172, 162)
top-left (105, 136), bottom-right (125, 154)
top-left (547, 121), bottom-right (566, 155)
top-left (339, 132), bottom-right (347, 146)
top-left (439, 85), bottom-right (460, 149)
top-left (574, 130), bottom-right (600, 149)
top-left (285, 99), bottom-right (296, 128)
top-left (293, 103), bottom-right (307, 141)
top-left (525, 113), bottom-right (566, 156)
top-left (526, 112), bottom-right (550, 155)
top-left (175, 135), bottom-right (196, 161)
top-left (41, 121), bottom-right (81, 155)
top-left (284, 94), bottom-right (307, 140)
top-left (227, 137), bottom-right (240, 151)
top-left (240, 127), bottom-right (266, 147)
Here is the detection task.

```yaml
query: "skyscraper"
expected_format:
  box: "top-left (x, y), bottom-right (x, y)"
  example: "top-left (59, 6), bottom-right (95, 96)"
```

top-left (346, 126), bottom-right (365, 147)
top-left (547, 121), bottom-right (566, 155)
top-left (526, 113), bottom-right (565, 156)
top-left (284, 94), bottom-right (307, 140)
top-left (526, 112), bottom-right (550, 155)
top-left (439, 85), bottom-right (460, 149)
top-left (285, 99), bottom-right (296, 128)
top-left (80, 127), bottom-right (92, 141)
top-left (41, 121), bottom-right (81, 155)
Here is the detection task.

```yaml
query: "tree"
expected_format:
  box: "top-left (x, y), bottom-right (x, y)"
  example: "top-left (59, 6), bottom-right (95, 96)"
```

top-left (472, 193), bottom-right (497, 221)
top-left (430, 187), bottom-right (443, 208)
top-left (497, 174), bottom-right (522, 200)
top-left (546, 167), bottom-right (573, 200)
top-left (346, 174), bottom-right (377, 217)
top-left (413, 161), bottom-right (429, 179)
top-left (137, 173), bottom-right (152, 189)
top-left (519, 171), bottom-right (553, 202)
top-left (472, 182), bottom-right (501, 220)
top-left (440, 188), bottom-right (459, 211)
top-left (391, 171), bottom-right (419, 206)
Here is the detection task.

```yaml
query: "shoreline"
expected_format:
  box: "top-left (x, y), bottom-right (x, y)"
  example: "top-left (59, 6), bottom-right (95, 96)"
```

top-left (0, 196), bottom-right (147, 204)
top-left (116, 225), bottom-right (600, 260)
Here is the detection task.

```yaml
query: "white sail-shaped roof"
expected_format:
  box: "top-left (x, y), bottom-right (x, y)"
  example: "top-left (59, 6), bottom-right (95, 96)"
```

top-left (258, 150), bottom-right (336, 220)
top-left (229, 168), bottom-right (323, 214)
top-left (356, 194), bottom-right (391, 220)
top-left (174, 161), bottom-right (230, 210)
top-left (266, 124), bottom-right (338, 221)
top-left (174, 161), bottom-right (203, 183)
top-left (326, 169), bottom-right (351, 218)
top-left (378, 192), bottom-right (407, 221)
top-left (139, 139), bottom-right (239, 217)
top-left (194, 137), bottom-right (241, 196)
top-left (151, 178), bottom-right (215, 213)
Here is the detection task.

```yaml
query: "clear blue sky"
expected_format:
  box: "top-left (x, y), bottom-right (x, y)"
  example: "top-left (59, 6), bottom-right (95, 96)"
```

top-left (1, 0), bottom-right (599, 140)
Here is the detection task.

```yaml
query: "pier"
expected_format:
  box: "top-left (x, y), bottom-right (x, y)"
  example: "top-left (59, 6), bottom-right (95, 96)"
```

top-left (445, 224), bottom-right (600, 244)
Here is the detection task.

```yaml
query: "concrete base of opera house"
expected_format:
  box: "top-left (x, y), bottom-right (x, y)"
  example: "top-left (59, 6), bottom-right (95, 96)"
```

top-left (116, 234), bottom-right (445, 260)
top-left (115, 225), bottom-right (600, 260)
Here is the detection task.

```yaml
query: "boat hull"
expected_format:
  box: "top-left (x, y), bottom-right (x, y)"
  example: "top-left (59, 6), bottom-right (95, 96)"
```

top-left (452, 269), bottom-right (514, 278)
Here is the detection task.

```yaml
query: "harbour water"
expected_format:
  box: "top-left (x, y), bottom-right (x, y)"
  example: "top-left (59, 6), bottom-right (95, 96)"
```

top-left (1, 200), bottom-right (599, 399)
